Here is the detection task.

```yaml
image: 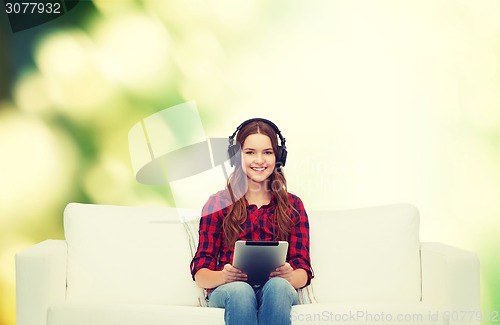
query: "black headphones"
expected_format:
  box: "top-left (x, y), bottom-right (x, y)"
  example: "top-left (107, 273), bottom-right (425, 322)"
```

top-left (228, 118), bottom-right (287, 167)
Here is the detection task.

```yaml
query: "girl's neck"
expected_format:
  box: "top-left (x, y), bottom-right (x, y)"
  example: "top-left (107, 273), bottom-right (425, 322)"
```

top-left (245, 182), bottom-right (271, 207)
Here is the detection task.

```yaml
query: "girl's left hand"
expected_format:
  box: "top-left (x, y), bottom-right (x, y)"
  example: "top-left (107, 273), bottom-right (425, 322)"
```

top-left (269, 262), bottom-right (294, 282)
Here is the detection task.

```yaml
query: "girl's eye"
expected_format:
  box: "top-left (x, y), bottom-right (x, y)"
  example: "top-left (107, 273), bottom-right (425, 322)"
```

top-left (265, 151), bottom-right (273, 155)
top-left (245, 151), bottom-right (254, 155)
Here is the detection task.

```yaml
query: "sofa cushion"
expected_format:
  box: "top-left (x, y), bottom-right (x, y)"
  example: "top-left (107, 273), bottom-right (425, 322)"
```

top-left (64, 203), bottom-right (203, 305)
top-left (309, 204), bottom-right (421, 303)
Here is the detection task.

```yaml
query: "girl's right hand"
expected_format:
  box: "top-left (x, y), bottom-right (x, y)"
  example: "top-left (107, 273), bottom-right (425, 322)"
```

top-left (222, 264), bottom-right (248, 283)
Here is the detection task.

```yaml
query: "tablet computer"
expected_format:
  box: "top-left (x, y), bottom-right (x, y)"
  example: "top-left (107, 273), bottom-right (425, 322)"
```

top-left (232, 240), bottom-right (288, 286)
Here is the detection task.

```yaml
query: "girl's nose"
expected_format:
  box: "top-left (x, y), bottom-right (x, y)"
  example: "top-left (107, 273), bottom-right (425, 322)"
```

top-left (253, 153), bottom-right (264, 163)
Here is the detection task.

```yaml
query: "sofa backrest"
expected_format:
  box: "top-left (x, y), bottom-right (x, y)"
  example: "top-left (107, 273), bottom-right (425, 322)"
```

top-left (64, 202), bottom-right (421, 305)
top-left (64, 203), bottom-right (203, 306)
top-left (309, 203), bottom-right (421, 303)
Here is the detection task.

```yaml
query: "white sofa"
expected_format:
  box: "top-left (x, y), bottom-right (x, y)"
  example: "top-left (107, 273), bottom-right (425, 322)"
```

top-left (16, 202), bottom-right (480, 325)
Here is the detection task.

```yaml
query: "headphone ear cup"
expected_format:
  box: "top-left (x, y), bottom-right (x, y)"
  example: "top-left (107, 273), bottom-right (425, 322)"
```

top-left (228, 144), bottom-right (240, 167)
top-left (276, 146), bottom-right (287, 167)
top-left (228, 145), bottom-right (236, 167)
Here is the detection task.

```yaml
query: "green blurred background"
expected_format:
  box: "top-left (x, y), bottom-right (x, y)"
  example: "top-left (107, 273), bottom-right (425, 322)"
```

top-left (1, 1), bottom-right (499, 324)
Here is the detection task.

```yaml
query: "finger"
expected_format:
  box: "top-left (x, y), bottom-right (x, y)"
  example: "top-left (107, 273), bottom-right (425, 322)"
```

top-left (271, 265), bottom-right (293, 277)
top-left (269, 270), bottom-right (281, 277)
top-left (228, 274), bottom-right (247, 283)
top-left (276, 263), bottom-right (290, 272)
top-left (269, 273), bottom-right (292, 282)
top-left (225, 268), bottom-right (247, 279)
top-left (273, 267), bottom-right (289, 275)
top-left (224, 264), bottom-right (241, 275)
top-left (232, 270), bottom-right (247, 278)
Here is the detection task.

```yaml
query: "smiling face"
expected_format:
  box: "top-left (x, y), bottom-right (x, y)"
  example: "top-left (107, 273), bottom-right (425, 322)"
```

top-left (241, 133), bottom-right (276, 187)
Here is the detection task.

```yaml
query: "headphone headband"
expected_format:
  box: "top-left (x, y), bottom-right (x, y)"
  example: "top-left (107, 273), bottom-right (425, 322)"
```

top-left (228, 118), bottom-right (286, 148)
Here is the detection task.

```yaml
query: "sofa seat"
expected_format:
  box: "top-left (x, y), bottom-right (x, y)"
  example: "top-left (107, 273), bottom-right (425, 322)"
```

top-left (48, 303), bottom-right (225, 325)
top-left (47, 302), bottom-right (444, 325)
top-left (292, 302), bottom-right (443, 324)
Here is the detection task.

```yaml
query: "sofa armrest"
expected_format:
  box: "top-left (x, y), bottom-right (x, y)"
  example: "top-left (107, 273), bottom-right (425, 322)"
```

top-left (16, 240), bottom-right (68, 325)
top-left (420, 242), bottom-right (480, 324)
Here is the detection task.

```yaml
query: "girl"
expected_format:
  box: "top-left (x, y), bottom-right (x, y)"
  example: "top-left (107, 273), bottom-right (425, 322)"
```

top-left (190, 118), bottom-right (313, 325)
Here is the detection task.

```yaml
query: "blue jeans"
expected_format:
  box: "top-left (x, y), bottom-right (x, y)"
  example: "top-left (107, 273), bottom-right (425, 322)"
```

top-left (208, 277), bottom-right (298, 325)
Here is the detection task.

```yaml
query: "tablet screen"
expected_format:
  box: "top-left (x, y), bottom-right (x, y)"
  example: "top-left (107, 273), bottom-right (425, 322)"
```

top-left (232, 240), bottom-right (288, 286)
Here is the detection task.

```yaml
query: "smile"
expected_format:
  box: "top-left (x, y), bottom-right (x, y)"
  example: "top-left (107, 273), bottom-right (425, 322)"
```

top-left (251, 167), bottom-right (266, 171)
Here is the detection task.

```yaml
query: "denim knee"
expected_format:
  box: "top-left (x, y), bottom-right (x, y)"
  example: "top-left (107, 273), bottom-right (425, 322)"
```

top-left (208, 281), bottom-right (257, 308)
top-left (261, 277), bottom-right (298, 305)
top-left (257, 278), bottom-right (297, 325)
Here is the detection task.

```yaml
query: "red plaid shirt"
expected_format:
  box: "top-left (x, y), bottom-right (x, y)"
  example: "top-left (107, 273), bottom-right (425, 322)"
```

top-left (190, 190), bottom-right (314, 290)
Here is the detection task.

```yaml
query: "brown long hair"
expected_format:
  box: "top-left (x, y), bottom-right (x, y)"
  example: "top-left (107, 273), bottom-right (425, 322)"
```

top-left (223, 120), bottom-right (294, 248)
